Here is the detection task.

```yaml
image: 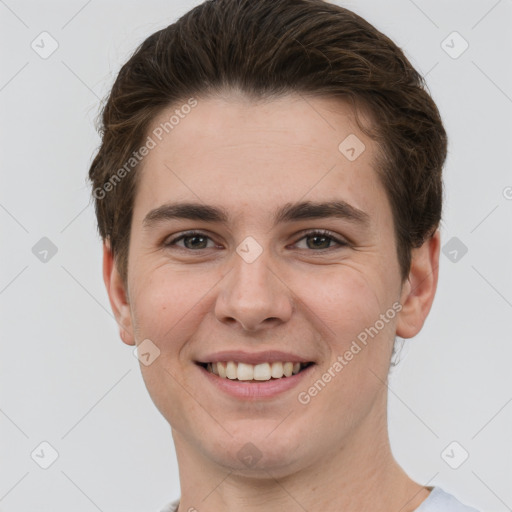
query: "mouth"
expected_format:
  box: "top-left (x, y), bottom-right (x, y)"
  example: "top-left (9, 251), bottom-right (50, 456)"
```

top-left (195, 360), bottom-right (315, 382)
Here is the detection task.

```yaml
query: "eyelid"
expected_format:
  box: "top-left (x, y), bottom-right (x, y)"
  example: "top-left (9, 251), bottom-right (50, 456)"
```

top-left (291, 228), bottom-right (349, 249)
top-left (164, 230), bottom-right (219, 249)
top-left (164, 228), bottom-right (348, 250)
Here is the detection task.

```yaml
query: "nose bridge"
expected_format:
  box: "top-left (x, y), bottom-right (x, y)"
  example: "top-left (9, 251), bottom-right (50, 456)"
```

top-left (215, 245), bottom-right (292, 331)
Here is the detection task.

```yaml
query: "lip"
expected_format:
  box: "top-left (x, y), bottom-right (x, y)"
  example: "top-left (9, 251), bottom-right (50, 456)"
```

top-left (196, 350), bottom-right (314, 365)
top-left (196, 362), bottom-right (315, 399)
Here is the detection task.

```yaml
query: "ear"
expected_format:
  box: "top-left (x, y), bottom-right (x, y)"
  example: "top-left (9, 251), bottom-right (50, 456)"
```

top-left (396, 230), bottom-right (440, 339)
top-left (102, 240), bottom-right (135, 346)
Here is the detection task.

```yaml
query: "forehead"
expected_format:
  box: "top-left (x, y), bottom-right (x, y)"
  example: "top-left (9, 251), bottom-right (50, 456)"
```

top-left (133, 93), bottom-right (388, 227)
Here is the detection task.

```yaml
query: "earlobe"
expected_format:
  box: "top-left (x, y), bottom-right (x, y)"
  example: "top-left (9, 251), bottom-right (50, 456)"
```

top-left (102, 240), bottom-right (135, 346)
top-left (396, 230), bottom-right (440, 339)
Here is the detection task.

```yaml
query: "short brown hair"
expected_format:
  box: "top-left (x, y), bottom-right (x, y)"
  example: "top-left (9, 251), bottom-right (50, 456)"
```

top-left (88, 0), bottom-right (447, 285)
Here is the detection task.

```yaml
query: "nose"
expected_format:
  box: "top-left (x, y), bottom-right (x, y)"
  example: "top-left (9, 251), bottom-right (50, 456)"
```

top-left (214, 249), bottom-right (293, 332)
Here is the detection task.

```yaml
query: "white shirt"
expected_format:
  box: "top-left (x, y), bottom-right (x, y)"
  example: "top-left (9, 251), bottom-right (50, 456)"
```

top-left (158, 486), bottom-right (480, 511)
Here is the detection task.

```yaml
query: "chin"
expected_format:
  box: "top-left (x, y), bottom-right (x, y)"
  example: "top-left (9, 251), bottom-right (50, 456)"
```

top-left (206, 428), bottom-right (309, 477)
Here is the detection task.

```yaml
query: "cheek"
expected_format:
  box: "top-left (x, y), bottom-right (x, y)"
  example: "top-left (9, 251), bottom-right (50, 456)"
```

top-left (128, 267), bottom-right (214, 426)
top-left (129, 262), bottom-right (230, 365)
top-left (292, 264), bottom-right (398, 406)
top-left (129, 265), bottom-right (208, 345)
top-left (293, 269), bottom-right (396, 431)
top-left (292, 265), bottom-right (391, 345)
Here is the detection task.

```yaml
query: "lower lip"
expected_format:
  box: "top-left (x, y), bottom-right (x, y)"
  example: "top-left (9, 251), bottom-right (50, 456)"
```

top-left (196, 363), bottom-right (315, 399)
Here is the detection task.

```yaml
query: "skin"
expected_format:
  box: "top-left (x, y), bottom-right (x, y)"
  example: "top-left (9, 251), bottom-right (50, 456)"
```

top-left (103, 92), bottom-right (440, 512)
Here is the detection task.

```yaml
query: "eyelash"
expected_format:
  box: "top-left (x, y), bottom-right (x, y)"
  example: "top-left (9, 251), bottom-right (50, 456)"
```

top-left (164, 229), bottom-right (348, 252)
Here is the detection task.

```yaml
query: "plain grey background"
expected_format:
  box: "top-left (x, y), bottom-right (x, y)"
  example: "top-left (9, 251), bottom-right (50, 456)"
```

top-left (1, 0), bottom-right (511, 511)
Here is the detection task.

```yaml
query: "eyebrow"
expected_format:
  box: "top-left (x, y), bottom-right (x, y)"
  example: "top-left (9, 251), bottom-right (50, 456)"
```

top-left (142, 200), bottom-right (370, 229)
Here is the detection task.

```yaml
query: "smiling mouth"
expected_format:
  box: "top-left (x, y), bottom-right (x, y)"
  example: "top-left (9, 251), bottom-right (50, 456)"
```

top-left (196, 361), bottom-right (314, 381)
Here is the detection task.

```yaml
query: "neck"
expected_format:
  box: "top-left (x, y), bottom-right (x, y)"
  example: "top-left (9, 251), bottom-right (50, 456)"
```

top-left (171, 397), bottom-right (430, 512)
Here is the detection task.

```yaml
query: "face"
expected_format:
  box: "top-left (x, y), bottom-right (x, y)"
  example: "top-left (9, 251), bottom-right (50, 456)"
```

top-left (104, 92), bottom-right (439, 477)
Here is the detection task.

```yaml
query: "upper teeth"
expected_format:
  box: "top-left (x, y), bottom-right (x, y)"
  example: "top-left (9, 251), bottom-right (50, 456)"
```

top-left (206, 361), bottom-right (304, 380)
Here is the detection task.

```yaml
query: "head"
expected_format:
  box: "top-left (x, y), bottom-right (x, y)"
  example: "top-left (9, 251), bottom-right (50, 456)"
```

top-left (90, 0), bottom-right (446, 476)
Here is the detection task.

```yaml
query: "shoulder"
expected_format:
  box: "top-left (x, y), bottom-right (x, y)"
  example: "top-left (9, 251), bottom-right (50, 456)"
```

top-left (415, 487), bottom-right (481, 512)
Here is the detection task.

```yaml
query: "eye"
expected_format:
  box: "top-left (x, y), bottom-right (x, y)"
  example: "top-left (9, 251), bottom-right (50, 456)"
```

top-left (164, 230), bottom-right (217, 250)
top-left (163, 229), bottom-right (348, 251)
top-left (293, 229), bottom-right (348, 250)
